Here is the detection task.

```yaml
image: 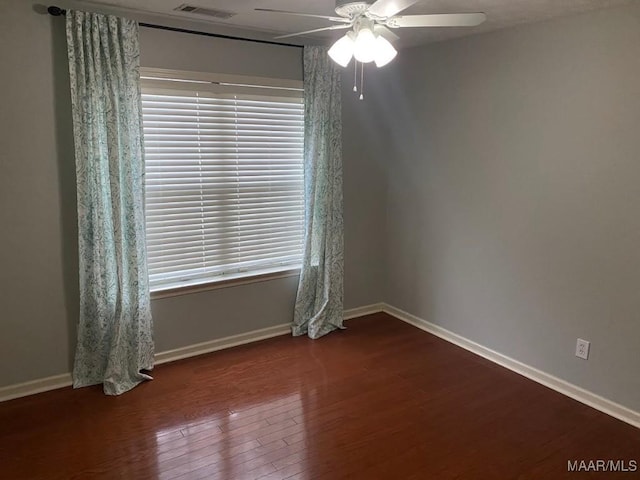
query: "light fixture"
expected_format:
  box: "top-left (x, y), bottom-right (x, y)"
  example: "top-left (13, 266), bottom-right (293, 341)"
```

top-left (328, 17), bottom-right (398, 69)
top-left (353, 26), bottom-right (377, 64)
top-left (326, 19), bottom-right (399, 101)
top-left (373, 36), bottom-right (397, 68)
top-left (328, 31), bottom-right (355, 67)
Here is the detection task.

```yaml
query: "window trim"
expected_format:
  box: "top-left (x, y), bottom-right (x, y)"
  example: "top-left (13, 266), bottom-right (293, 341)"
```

top-left (141, 68), bottom-right (305, 295)
top-left (140, 67), bottom-right (304, 99)
top-left (150, 267), bottom-right (301, 300)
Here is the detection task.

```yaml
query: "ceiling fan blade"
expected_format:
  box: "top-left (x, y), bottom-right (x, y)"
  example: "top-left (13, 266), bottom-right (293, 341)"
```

top-left (255, 8), bottom-right (351, 23)
top-left (387, 13), bottom-right (487, 28)
top-left (373, 24), bottom-right (400, 42)
top-left (275, 24), bottom-right (352, 40)
top-left (368, 0), bottom-right (421, 19)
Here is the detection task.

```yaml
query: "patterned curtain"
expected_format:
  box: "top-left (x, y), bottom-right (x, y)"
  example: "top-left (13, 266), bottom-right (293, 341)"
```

top-left (292, 46), bottom-right (345, 339)
top-left (66, 10), bottom-right (154, 395)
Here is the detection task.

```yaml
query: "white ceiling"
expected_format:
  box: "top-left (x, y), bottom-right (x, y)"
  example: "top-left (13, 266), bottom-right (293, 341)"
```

top-left (75, 0), bottom-right (635, 47)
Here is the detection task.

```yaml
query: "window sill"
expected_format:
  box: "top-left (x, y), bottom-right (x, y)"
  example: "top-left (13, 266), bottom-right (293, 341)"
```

top-left (150, 267), bottom-right (301, 300)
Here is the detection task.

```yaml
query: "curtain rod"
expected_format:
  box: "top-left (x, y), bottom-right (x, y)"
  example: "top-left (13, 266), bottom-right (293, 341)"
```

top-left (47, 6), bottom-right (304, 49)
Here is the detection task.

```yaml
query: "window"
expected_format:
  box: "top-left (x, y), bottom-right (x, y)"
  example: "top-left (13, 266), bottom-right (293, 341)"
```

top-left (141, 69), bottom-right (305, 292)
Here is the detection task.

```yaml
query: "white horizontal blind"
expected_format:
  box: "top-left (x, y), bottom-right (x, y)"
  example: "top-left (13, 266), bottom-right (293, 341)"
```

top-left (141, 73), bottom-right (304, 291)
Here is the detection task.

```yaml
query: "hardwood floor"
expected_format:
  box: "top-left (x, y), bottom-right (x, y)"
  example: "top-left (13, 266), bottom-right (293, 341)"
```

top-left (1, 313), bottom-right (638, 479)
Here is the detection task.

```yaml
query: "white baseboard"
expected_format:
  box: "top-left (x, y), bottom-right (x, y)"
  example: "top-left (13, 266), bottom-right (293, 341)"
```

top-left (156, 303), bottom-right (385, 365)
top-left (154, 323), bottom-right (291, 365)
top-left (0, 304), bottom-right (386, 403)
top-left (0, 373), bottom-right (73, 403)
top-left (11, 301), bottom-right (635, 430)
top-left (382, 303), bottom-right (640, 430)
top-left (343, 303), bottom-right (385, 320)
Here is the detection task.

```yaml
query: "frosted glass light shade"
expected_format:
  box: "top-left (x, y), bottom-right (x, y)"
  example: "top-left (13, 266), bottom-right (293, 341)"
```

top-left (374, 36), bottom-right (397, 67)
top-left (354, 28), bottom-right (377, 63)
top-left (328, 33), bottom-right (355, 67)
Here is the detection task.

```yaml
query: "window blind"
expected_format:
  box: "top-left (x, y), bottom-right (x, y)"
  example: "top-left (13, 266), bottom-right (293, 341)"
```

top-left (141, 72), bottom-right (304, 291)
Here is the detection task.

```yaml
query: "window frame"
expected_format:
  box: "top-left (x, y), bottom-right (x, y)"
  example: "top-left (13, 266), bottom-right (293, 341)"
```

top-left (140, 68), bottom-right (305, 298)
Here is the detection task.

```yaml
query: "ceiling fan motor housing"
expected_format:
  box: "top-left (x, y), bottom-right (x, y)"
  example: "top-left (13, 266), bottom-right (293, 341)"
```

top-left (335, 1), bottom-right (373, 18)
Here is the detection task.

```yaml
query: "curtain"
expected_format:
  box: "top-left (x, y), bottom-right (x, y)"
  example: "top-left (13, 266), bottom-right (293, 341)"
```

top-left (66, 10), bottom-right (154, 395)
top-left (292, 46), bottom-right (345, 339)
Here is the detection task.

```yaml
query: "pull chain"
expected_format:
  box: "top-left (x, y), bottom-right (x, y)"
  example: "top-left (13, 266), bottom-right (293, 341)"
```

top-left (359, 62), bottom-right (365, 100)
top-left (353, 60), bottom-right (358, 92)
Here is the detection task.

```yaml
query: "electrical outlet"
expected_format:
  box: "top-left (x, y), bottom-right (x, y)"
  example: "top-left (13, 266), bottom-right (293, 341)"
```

top-left (575, 338), bottom-right (590, 360)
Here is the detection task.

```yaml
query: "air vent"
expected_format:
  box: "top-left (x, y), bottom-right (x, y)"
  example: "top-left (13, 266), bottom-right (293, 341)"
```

top-left (174, 4), bottom-right (236, 19)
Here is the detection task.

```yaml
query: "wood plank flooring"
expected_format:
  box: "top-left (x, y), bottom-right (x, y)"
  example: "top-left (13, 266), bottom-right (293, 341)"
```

top-left (1, 313), bottom-right (638, 479)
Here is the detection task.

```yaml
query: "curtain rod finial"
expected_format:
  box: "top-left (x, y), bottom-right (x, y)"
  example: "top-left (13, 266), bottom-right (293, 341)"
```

top-left (47, 6), bottom-right (66, 16)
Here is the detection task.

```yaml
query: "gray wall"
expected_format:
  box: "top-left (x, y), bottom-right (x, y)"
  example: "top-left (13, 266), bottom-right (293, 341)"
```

top-left (0, 1), bottom-right (77, 387)
top-left (0, 1), bottom-right (383, 387)
top-left (139, 25), bottom-right (303, 80)
top-left (342, 71), bottom-right (388, 309)
top-left (380, 3), bottom-right (640, 411)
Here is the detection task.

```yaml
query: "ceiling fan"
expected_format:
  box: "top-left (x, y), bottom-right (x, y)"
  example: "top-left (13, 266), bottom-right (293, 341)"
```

top-left (256, 0), bottom-right (487, 68)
